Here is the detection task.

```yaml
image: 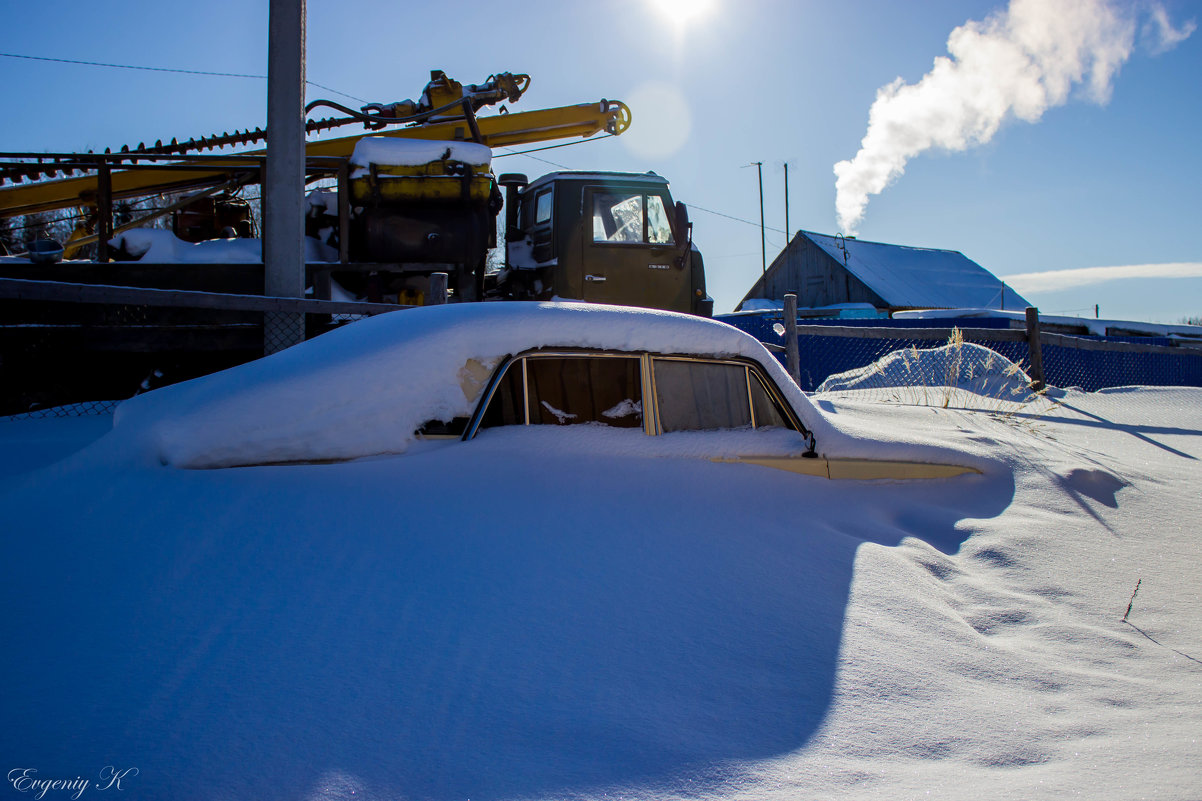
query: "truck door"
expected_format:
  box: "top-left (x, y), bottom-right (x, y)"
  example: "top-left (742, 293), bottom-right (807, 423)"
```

top-left (580, 187), bottom-right (690, 312)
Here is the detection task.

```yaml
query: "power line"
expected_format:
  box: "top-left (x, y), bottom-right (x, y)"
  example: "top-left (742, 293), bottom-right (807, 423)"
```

top-left (0, 57), bottom-right (785, 242)
top-left (0, 51), bottom-right (368, 103)
top-left (496, 139), bottom-right (787, 235)
top-left (690, 203), bottom-right (786, 235)
top-left (497, 150), bottom-right (570, 170)
top-left (494, 135), bottom-right (617, 169)
top-left (305, 81), bottom-right (368, 103)
top-left (493, 142), bottom-right (783, 236)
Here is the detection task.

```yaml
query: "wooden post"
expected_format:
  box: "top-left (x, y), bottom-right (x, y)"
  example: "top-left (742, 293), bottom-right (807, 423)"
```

top-left (1025, 306), bottom-right (1046, 392)
top-left (784, 292), bottom-right (801, 387)
top-left (428, 272), bottom-right (448, 305)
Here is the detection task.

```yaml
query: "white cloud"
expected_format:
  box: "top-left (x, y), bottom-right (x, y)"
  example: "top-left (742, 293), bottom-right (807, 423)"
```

top-left (1144, 5), bottom-right (1196, 54)
top-left (1004, 262), bottom-right (1202, 293)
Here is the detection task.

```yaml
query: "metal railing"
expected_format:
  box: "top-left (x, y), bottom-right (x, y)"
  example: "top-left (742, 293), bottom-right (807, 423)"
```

top-left (0, 274), bottom-right (451, 418)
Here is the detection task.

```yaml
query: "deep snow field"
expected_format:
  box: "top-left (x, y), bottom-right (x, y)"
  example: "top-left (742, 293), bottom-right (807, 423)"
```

top-left (1, 315), bottom-right (1200, 801)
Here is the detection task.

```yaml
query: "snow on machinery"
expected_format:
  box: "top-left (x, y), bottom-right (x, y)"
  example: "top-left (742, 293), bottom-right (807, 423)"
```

top-left (328, 139), bottom-right (711, 314)
top-left (0, 70), bottom-right (710, 314)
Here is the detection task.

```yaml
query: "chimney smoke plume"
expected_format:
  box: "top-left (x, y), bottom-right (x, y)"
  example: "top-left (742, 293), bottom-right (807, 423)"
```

top-left (833, 0), bottom-right (1194, 235)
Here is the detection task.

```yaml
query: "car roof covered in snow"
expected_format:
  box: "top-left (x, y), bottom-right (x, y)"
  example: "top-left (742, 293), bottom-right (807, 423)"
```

top-left (112, 302), bottom-right (828, 469)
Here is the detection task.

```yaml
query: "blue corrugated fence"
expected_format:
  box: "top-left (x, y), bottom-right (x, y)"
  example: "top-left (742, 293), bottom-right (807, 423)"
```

top-left (717, 314), bottom-right (1202, 393)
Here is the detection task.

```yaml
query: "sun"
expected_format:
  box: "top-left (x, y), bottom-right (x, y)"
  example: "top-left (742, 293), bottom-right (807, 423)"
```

top-left (649, 0), bottom-right (715, 26)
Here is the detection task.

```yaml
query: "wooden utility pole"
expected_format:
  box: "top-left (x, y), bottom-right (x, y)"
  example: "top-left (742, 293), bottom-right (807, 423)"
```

top-left (756, 161), bottom-right (765, 274)
top-left (783, 161), bottom-right (790, 244)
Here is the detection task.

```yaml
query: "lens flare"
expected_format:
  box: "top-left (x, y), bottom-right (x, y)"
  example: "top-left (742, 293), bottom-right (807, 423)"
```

top-left (620, 82), bottom-right (692, 160)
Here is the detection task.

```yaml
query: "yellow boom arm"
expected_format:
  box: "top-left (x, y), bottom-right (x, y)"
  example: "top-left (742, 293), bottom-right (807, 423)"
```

top-left (0, 97), bottom-right (631, 219)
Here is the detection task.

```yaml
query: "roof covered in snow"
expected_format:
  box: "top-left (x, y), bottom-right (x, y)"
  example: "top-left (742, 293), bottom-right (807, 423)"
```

top-left (803, 231), bottom-right (1030, 310)
top-left (738, 231), bottom-right (1031, 312)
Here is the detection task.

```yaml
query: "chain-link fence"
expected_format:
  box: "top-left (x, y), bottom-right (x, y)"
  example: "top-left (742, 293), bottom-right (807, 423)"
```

top-left (0, 277), bottom-right (402, 419)
top-left (723, 313), bottom-right (1202, 403)
top-left (2, 399), bottom-right (124, 420)
top-left (9, 295), bottom-right (1201, 420)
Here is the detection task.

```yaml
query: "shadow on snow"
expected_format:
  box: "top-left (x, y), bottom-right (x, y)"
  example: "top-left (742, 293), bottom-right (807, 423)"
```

top-left (0, 438), bottom-right (1014, 800)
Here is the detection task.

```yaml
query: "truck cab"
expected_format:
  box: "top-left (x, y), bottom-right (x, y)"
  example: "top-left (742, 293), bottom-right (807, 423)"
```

top-left (498, 171), bottom-right (711, 316)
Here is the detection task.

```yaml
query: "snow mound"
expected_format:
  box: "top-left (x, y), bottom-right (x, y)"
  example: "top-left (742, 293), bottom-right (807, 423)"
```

top-left (306, 186), bottom-right (338, 215)
top-left (817, 341), bottom-right (1038, 402)
top-left (112, 302), bottom-right (837, 469)
top-left (110, 228), bottom-right (337, 264)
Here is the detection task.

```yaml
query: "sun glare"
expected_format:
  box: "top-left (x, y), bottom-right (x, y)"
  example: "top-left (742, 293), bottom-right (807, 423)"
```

top-left (650, 0), bottom-right (714, 27)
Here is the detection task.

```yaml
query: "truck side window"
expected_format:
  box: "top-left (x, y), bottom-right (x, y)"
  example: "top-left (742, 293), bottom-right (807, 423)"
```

top-left (591, 192), bottom-right (675, 245)
top-left (593, 193), bottom-right (644, 243)
top-left (646, 196), bottom-right (675, 244)
top-left (534, 190), bottom-right (553, 224)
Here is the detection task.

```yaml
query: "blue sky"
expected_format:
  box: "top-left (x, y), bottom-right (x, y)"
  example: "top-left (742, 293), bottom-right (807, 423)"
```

top-left (1, 0), bottom-right (1198, 321)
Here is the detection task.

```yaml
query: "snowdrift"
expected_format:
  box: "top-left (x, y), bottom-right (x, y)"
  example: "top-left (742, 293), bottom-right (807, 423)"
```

top-left (817, 340), bottom-right (1038, 400)
top-left (3, 384), bottom-right (1199, 800)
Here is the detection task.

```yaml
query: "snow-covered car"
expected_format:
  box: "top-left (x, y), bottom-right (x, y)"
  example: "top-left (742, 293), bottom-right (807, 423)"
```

top-left (113, 301), bottom-right (976, 479)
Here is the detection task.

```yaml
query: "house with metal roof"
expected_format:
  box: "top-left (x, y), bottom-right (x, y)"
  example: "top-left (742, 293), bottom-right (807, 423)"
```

top-left (736, 230), bottom-right (1030, 312)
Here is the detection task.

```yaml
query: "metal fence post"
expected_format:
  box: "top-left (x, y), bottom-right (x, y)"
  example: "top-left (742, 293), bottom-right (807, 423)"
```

top-left (1025, 306), bottom-right (1046, 392)
top-left (428, 272), bottom-right (448, 305)
top-left (337, 158), bottom-right (350, 265)
top-left (784, 293), bottom-right (801, 386)
top-left (263, 0), bottom-right (307, 355)
top-left (96, 161), bottom-right (112, 263)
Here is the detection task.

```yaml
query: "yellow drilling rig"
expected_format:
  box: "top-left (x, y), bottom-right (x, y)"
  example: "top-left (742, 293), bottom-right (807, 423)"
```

top-left (0, 71), bottom-right (710, 412)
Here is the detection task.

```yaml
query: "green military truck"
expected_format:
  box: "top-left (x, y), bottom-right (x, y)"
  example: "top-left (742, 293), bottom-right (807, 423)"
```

top-left (495, 170), bottom-right (711, 316)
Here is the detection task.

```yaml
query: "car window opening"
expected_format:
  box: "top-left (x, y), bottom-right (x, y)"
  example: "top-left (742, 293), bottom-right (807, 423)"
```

top-left (480, 355), bottom-right (643, 430)
top-left (416, 417), bottom-right (470, 438)
top-left (750, 373), bottom-right (789, 430)
top-left (473, 351), bottom-right (804, 443)
top-left (654, 359), bottom-right (752, 433)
